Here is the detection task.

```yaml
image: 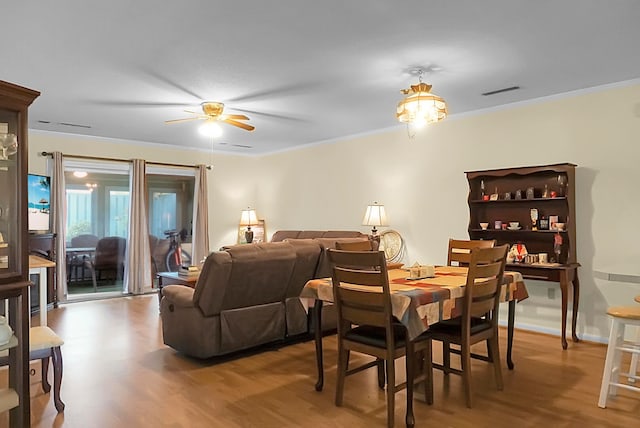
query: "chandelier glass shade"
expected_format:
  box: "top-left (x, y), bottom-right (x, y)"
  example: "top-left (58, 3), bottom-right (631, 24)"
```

top-left (396, 82), bottom-right (447, 126)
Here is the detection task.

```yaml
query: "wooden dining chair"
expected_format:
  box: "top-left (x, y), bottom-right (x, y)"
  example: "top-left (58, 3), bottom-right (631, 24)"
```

top-left (447, 238), bottom-right (496, 267)
top-left (427, 244), bottom-right (508, 408)
top-left (328, 249), bottom-right (432, 428)
top-left (334, 240), bottom-right (375, 251)
top-left (444, 239), bottom-right (498, 368)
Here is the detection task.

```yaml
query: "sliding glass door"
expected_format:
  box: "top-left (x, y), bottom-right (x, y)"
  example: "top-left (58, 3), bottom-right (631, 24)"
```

top-left (147, 167), bottom-right (195, 275)
top-left (61, 160), bottom-right (196, 299)
top-left (64, 160), bottom-right (130, 297)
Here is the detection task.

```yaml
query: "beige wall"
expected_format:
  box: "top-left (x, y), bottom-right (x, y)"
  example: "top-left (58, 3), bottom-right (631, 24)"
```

top-left (255, 82), bottom-right (640, 342)
top-left (28, 81), bottom-right (640, 342)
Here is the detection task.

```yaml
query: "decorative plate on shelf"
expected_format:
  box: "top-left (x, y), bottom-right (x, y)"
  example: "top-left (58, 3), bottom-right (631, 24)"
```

top-left (378, 229), bottom-right (405, 262)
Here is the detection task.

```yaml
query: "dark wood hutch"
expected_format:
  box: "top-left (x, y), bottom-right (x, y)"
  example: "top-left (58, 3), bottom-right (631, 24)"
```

top-left (0, 80), bottom-right (40, 426)
top-left (465, 163), bottom-right (580, 349)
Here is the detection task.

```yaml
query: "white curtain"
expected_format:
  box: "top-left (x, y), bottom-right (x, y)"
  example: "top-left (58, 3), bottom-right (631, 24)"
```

top-left (191, 164), bottom-right (210, 265)
top-left (48, 151), bottom-right (68, 302)
top-left (123, 159), bottom-right (152, 294)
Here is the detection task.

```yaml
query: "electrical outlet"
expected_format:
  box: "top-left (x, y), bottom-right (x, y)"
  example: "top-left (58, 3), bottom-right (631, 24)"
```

top-left (548, 288), bottom-right (556, 299)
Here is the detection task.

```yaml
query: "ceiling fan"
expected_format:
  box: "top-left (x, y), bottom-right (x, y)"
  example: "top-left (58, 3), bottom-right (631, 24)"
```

top-left (165, 101), bottom-right (255, 132)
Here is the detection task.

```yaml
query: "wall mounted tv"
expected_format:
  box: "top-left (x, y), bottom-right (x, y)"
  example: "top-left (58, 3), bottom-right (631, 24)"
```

top-left (28, 173), bottom-right (51, 233)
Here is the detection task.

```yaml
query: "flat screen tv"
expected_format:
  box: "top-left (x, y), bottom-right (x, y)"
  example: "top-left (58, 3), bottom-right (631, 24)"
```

top-left (27, 173), bottom-right (51, 232)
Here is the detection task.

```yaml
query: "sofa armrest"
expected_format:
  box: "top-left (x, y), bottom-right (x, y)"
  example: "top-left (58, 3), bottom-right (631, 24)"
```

top-left (161, 285), bottom-right (195, 308)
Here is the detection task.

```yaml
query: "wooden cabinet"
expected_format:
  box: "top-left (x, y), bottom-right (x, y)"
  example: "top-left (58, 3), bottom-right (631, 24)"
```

top-left (0, 80), bottom-right (40, 426)
top-left (465, 163), bottom-right (580, 349)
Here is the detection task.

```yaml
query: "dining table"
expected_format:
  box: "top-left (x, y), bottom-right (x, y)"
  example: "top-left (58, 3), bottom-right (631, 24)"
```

top-left (65, 246), bottom-right (97, 282)
top-left (300, 265), bottom-right (529, 391)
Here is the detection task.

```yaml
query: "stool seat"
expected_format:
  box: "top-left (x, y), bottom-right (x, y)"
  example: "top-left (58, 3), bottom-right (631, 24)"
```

top-left (0, 326), bottom-right (65, 413)
top-left (30, 326), bottom-right (64, 351)
top-left (635, 295), bottom-right (640, 304)
top-left (607, 306), bottom-right (640, 320)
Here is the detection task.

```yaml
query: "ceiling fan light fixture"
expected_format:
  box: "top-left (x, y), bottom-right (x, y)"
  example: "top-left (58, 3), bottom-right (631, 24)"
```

top-left (396, 71), bottom-right (448, 126)
top-left (199, 120), bottom-right (223, 138)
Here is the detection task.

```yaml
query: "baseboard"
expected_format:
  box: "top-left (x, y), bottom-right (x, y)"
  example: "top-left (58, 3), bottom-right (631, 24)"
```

top-left (498, 320), bottom-right (608, 344)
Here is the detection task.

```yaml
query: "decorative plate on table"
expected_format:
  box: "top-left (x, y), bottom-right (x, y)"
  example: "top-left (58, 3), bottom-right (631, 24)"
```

top-left (378, 229), bottom-right (405, 262)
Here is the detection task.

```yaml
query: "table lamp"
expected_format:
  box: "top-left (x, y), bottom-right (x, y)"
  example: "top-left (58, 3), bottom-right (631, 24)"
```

top-left (362, 202), bottom-right (389, 238)
top-left (239, 207), bottom-right (258, 243)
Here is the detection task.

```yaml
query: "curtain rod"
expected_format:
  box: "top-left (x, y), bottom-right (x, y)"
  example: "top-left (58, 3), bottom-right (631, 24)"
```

top-left (40, 152), bottom-right (212, 170)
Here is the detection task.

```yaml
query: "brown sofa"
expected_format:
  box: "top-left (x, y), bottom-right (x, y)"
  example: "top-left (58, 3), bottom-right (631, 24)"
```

top-left (160, 231), bottom-right (372, 358)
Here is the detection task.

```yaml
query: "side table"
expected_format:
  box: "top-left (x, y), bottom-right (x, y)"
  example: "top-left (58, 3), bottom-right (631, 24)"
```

top-left (156, 272), bottom-right (199, 304)
top-left (508, 263), bottom-right (580, 349)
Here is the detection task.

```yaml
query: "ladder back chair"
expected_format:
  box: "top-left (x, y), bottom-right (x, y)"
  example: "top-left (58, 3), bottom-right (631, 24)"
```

top-left (328, 249), bottom-right (432, 428)
top-left (447, 238), bottom-right (496, 267)
top-left (334, 240), bottom-right (375, 251)
top-left (444, 239), bottom-right (497, 366)
top-left (427, 244), bottom-right (509, 408)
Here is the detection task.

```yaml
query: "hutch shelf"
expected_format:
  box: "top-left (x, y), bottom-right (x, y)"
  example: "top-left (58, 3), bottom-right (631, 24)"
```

top-left (466, 163), bottom-right (580, 349)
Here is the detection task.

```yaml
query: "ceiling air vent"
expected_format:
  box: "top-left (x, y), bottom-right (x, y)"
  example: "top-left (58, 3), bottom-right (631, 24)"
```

top-left (37, 120), bottom-right (91, 129)
top-left (482, 86), bottom-right (520, 96)
top-left (57, 122), bottom-right (92, 129)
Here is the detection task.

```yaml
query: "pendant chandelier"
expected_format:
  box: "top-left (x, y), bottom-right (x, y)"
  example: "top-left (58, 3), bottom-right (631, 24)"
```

top-left (396, 68), bottom-right (447, 127)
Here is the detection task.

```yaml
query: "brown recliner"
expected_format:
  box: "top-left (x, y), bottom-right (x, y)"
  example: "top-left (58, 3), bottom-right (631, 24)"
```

top-left (160, 242), bottom-right (307, 358)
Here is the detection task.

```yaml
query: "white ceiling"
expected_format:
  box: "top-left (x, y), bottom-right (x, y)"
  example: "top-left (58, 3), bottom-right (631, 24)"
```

top-left (4, 1), bottom-right (640, 155)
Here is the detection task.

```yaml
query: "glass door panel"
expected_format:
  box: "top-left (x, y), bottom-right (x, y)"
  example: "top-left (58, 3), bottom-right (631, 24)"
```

top-left (64, 162), bottom-right (130, 297)
top-left (147, 170), bottom-right (194, 274)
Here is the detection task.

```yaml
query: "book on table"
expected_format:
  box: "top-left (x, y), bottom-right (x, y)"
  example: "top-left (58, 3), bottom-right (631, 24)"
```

top-left (178, 266), bottom-right (200, 277)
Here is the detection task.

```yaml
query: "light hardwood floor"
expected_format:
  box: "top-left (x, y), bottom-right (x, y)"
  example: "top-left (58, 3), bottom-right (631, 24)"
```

top-left (2, 294), bottom-right (639, 427)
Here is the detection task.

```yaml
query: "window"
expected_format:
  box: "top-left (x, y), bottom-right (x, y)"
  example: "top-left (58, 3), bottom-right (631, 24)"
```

top-left (147, 170), bottom-right (194, 243)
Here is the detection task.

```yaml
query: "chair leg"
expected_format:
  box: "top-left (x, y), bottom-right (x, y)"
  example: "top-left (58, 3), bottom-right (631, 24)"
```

top-left (386, 354), bottom-right (395, 428)
top-left (443, 341), bottom-right (451, 375)
top-left (599, 318), bottom-right (624, 408)
top-left (461, 342), bottom-right (473, 408)
top-left (335, 346), bottom-right (348, 407)
top-left (90, 266), bottom-right (98, 292)
top-left (628, 326), bottom-right (640, 383)
top-left (40, 356), bottom-right (51, 393)
top-left (486, 338), bottom-right (494, 363)
top-left (425, 341), bottom-right (433, 405)
top-left (377, 358), bottom-right (386, 389)
top-left (405, 344), bottom-right (415, 428)
top-left (52, 346), bottom-right (65, 412)
top-left (490, 334), bottom-right (504, 390)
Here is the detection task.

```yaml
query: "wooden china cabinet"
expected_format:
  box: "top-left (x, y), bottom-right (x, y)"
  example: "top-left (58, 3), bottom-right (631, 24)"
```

top-left (465, 163), bottom-right (580, 349)
top-left (0, 80), bottom-right (40, 426)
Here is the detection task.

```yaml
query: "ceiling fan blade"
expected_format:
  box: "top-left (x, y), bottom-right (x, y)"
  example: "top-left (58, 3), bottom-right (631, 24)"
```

top-left (88, 100), bottom-right (195, 108)
top-left (228, 81), bottom-right (324, 102)
top-left (230, 108), bottom-right (306, 122)
top-left (222, 114), bottom-right (250, 121)
top-left (223, 118), bottom-right (255, 131)
top-left (165, 117), bottom-right (201, 124)
top-left (140, 68), bottom-right (205, 100)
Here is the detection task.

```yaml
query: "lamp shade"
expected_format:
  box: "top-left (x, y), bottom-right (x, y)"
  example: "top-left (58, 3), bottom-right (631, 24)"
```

top-left (239, 208), bottom-right (258, 226)
top-left (362, 203), bottom-right (389, 227)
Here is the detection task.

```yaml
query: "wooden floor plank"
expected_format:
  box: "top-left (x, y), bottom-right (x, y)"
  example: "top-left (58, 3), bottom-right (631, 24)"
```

top-left (1, 294), bottom-right (638, 427)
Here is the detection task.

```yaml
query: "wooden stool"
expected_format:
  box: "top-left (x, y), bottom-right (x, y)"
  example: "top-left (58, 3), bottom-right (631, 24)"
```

top-left (1, 326), bottom-right (65, 412)
top-left (628, 295), bottom-right (640, 383)
top-left (598, 305), bottom-right (640, 408)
